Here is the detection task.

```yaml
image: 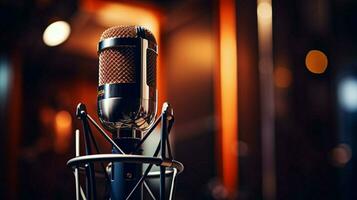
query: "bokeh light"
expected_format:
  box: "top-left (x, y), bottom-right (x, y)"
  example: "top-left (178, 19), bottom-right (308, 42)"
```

top-left (43, 21), bottom-right (71, 47)
top-left (305, 50), bottom-right (328, 74)
top-left (331, 144), bottom-right (352, 167)
top-left (0, 56), bottom-right (11, 104)
top-left (257, 2), bottom-right (272, 21)
top-left (338, 78), bottom-right (357, 112)
top-left (219, 0), bottom-right (238, 193)
top-left (55, 110), bottom-right (72, 134)
top-left (274, 67), bottom-right (292, 88)
top-left (54, 110), bottom-right (72, 153)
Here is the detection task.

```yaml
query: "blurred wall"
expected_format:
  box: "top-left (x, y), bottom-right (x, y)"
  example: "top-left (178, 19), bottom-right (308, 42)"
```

top-left (164, 1), bottom-right (217, 199)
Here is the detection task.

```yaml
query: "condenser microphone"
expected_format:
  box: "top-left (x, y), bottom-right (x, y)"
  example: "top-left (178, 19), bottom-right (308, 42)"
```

top-left (97, 25), bottom-right (158, 134)
top-left (97, 25), bottom-right (158, 200)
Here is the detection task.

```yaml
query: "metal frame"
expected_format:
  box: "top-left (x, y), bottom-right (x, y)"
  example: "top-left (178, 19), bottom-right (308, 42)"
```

top-left (67, 102), bottom-right (183, 200)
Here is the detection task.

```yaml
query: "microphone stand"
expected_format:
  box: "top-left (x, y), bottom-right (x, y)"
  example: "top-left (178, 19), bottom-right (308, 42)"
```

top-left (76, 104), bottom-right (97, 199)
top-left (70, 102), bottom-right (182, 200)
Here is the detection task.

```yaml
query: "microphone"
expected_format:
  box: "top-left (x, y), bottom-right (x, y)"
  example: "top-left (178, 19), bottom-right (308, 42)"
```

top-left (67, 25), bottom-right (183, 200)
top-left (97, 25), bottom-right (158, 200)
top-left (97, 25), bottom-right (158, 134)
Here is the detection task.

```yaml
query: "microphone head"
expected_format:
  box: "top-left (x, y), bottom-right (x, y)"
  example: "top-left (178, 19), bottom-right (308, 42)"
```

top-left (99, 25), bottom-right (157, 86)
top-left (97, 25), bottom-right (158, 135)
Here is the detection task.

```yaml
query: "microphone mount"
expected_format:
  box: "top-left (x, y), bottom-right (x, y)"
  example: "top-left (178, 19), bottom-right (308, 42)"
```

top-left (68, 102), bottom-right (184, 200)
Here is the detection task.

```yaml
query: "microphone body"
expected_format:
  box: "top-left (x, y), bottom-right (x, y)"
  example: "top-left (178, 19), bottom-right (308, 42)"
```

top-left (97, 26), bottom-right (158, 200)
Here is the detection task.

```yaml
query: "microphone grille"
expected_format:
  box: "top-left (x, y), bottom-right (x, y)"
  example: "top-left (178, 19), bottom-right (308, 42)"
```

top-left (100, 25), bottom-right (137, 40)
top-left (147, 49), bottom-right (157, 87)
top-left (99, 48), bottom-right (136, 86)
top-left (100, 25), bottom-right (156, 44)
top-left (98, 25), bottom-right (157, 86)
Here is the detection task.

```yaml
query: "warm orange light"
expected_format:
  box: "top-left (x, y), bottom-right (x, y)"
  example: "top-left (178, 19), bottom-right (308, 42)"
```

top-left (274, 67), bottom-right (292, 88)
top-left (218, 0), bottom-right (238, 195)
top-left (174, 31), bottom-right (214, 67)
top-left (305, 50), bottom-right (328, 74)
top-left (55, 111), bottom-right (72, 131)
top-left (95, 3), bottom-right (160, 39)
top-left (54, 110), bottom-right (72, 153)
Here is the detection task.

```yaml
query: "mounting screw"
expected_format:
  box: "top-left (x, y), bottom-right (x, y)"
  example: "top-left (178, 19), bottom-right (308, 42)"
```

top-left (126, 172), bottom-right (133, 179)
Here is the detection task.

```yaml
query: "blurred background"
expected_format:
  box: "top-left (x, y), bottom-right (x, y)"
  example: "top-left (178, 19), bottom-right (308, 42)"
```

top-left (1, 0), bottom-right (357, 199)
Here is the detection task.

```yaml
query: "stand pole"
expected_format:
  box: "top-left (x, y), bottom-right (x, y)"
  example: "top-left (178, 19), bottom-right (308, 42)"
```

top-left (75, 129), bottom-right (80, 200)
top-left (160, 109), bottom-right (168, 200)
top-left (76, 104), bottom-right (97, 199)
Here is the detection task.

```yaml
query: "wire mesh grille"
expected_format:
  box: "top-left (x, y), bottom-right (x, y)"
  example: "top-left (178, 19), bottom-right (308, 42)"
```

top-left (98, 25), bottom-right (157, 86)
top-left (99, 48), bottom-right (136, 85)
top-left (100, 25), bottom-right (137, 40)
top-left (147, 49), bottom-right (157, 87)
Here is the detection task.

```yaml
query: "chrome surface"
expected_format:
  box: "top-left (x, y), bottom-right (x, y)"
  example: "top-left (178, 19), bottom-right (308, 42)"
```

top-left (97, 38), bottom-right (157, 135)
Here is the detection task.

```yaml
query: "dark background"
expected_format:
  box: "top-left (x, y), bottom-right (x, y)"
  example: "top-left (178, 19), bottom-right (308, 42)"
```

top-left (1, 0), bottom-right (357, 199)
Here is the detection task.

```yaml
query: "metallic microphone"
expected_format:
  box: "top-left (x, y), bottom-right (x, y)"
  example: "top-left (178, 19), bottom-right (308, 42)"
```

top-left (97, 25), bottom-right (158, 200)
